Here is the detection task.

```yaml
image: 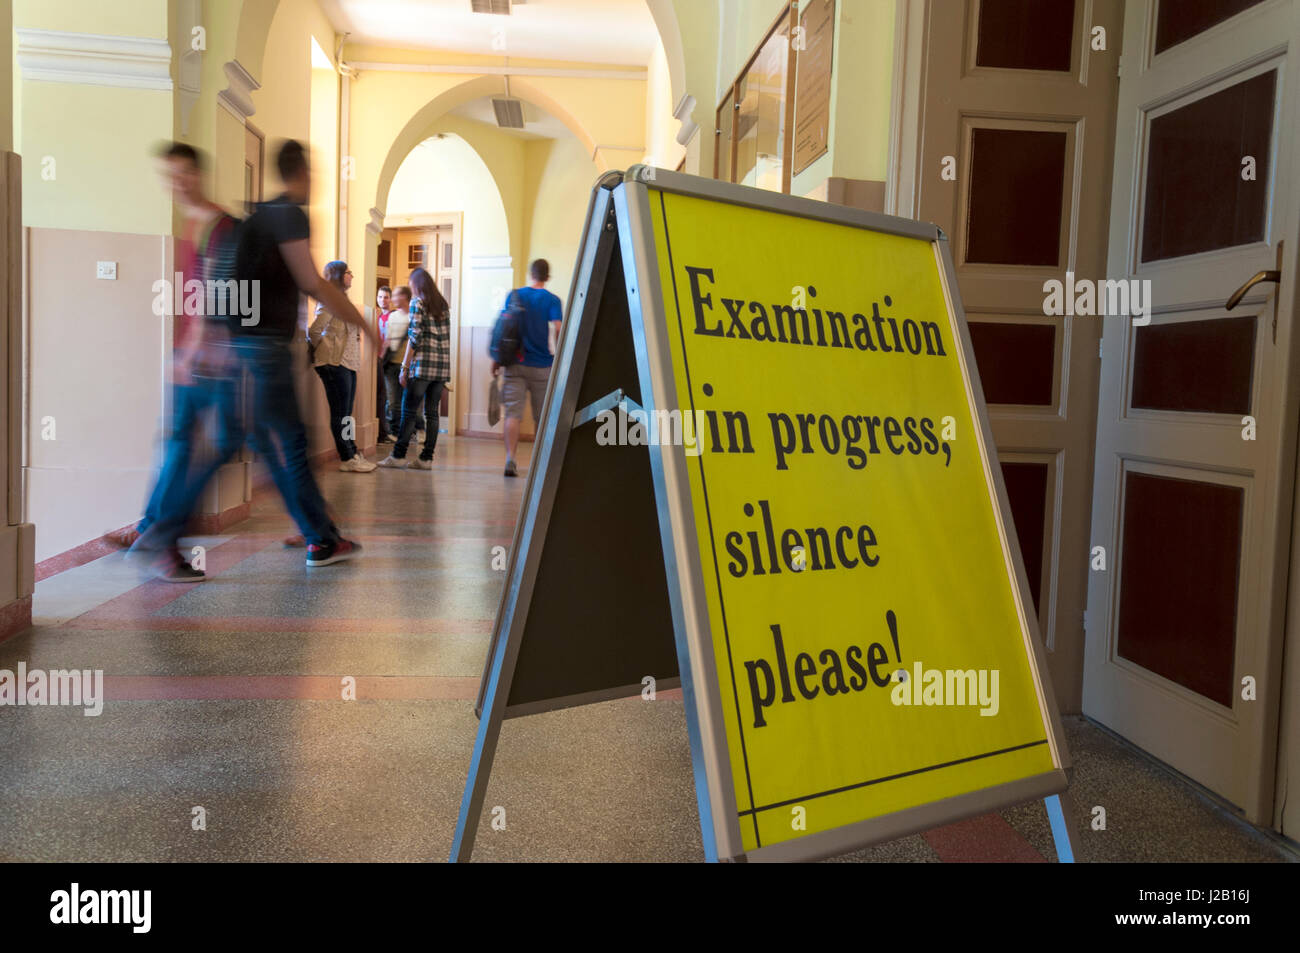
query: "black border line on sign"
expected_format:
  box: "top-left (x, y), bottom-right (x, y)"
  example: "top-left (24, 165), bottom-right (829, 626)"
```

top-left (658, 189), bottom-right (762, 848)
top-left (737, 738), bottom-right (1050, 818)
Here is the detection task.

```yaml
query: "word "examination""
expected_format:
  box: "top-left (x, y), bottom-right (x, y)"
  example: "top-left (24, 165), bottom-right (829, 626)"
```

top-left (684, 266), bottom-right (947, 357)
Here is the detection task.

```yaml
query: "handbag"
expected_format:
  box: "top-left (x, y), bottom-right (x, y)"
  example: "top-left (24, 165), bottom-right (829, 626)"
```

top-left (487, 372), bottom-right (502, 427)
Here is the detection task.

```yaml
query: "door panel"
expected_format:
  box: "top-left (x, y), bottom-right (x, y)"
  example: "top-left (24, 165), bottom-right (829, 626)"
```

top-left (918, 0), bottom-right (1123, 710)
top-left (1085, 0), bottom-right (1300, 821)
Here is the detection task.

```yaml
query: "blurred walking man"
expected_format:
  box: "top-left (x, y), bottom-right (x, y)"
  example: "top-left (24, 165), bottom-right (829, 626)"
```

top-left (129, 143), bottom-right (243, 582)
top-left (231, 140), bottom-right (379, 567)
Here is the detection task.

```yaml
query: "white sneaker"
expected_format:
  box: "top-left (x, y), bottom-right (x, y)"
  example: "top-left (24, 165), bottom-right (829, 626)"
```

top-left (407, 456), bottom-right (433, 470)
top-left (339, 456), bottom-right (376, 473)
top-left (377, 454), bottom-right (405, 468)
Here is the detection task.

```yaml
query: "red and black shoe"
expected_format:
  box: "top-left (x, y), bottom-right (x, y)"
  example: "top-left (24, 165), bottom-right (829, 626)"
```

top-left (153, 554), bottom-right (205, 583)
top-left (306, 538), bottom-right (362, 567)
top-left (107, 527), bottom-right (142, 550)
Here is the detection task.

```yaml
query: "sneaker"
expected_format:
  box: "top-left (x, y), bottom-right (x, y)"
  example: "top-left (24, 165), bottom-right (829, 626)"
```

top-left (339, 456), bottom-right (376, 473)
top-left (154, 555), bottom-right (205, 583)
top-left (306, 538), bottom-right (361, 567)
top-left (377, 434), bottom-right (394, 444)
top-left (503, 459), bottom-right (518, 477)
top-left (408, 456), bottom-right (433, 470)
top-left (377, 454), bottom-right (406, 468)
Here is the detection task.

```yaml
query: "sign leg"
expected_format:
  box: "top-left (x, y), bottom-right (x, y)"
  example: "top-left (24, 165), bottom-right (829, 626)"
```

top-left (1044, 793), bottom-right (1080, 863)
top-left (449, 641), bottom-right (511, 862)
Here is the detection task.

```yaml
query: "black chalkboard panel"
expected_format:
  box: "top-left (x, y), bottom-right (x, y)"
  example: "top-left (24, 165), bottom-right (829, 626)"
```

top-left (479, 227), bottom-right (680, 717)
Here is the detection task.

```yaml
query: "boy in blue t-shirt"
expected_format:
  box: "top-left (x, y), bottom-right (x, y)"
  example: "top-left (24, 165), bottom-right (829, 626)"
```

top-left (493, 258), bottom-right (562, 476)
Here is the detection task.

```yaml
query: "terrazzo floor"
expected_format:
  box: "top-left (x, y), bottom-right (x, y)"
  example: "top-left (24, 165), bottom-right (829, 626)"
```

top-left (0, 437), bottom-right (1294, 863)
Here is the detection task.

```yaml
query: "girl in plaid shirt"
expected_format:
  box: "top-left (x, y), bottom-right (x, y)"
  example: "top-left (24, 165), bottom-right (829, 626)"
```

top-left (379, 267), bottom-right (451, 470)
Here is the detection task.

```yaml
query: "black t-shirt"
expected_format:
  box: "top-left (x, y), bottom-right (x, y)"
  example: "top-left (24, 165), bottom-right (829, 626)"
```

top-left (232, 194), bottom-right (310, 338)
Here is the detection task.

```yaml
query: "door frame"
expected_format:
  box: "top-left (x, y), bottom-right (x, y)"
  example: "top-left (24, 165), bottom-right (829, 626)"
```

top-left (385, 212), bottom-right (463, 439)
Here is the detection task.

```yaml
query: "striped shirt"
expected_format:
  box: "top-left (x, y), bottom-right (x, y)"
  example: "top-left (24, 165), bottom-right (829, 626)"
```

top-left (407, 296), bottom-right (451, 382)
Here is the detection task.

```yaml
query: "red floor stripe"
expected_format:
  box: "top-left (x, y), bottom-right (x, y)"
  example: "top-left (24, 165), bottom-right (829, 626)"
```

top-left (922, 812), bottom-right (1047, 863)
top-left (73, 537), bottom-right (272, 619)
top-left (99, 676), bottom-right (684, 702)
top-left (238, 532), bottom-right (513, 544)
top-left (59, 616), bottom-right (496, 633)
top-left (103, 674), bottom-right (481, 700)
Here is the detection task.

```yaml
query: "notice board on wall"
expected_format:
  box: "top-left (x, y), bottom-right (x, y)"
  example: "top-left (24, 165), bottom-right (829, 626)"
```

top-left (793, 0), bottom-right (834, 175)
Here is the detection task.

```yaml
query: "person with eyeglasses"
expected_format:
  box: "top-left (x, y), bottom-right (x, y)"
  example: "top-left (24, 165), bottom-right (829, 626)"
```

top-left (309, 260), bottom-right (376, 472)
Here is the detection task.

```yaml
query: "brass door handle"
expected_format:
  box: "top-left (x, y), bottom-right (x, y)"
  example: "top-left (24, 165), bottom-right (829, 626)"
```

top-left (1225, 269), bottom-right (1281, 310)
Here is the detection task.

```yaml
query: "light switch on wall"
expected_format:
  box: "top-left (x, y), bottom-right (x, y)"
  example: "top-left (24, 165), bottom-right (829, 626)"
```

top-left (96, 261), bottom-right (117, 280)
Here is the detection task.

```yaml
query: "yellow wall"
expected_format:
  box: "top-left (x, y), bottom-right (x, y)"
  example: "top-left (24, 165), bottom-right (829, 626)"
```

top-left (254, 0), bottom-right (337, 171)
top-left (310, 53), bottom-right (340, 265)
top-left (522, 135), bottom-right (599, 301)
top-left (16, 0), bottom-right (167, 36)
top-left (824, 0), bottom-right (896, 184)
top-left (1, 0), bottom-right (11, 153)
top-left (18, 82), bottom-right (173, 234)
top-left (8, 23), bottom-right (16, 157)
top-left (645, 39), bottom-right (686, 170)
top-left (12, 0), bottom-right (175, 234)
top-left (669, 0), bottom-right (719, 177)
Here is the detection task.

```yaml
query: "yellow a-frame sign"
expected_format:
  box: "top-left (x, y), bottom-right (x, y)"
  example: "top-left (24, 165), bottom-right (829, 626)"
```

top-left (451, 168), bottom-right (1073, 863)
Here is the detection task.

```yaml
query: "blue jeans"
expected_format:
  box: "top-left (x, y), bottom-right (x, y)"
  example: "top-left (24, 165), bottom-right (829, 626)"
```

top-left (136, 373), bottom-right (243, 553)
top-left (383, 361), bottom-right (425, 435)
top-left (393, 378), bottom-right (443, 460)
top-left (314, 364), bottom-right (357, 461)
top-left (235, 338), bottom-right (339, 548)
top-left (382, 361), bottom-right (403, 435)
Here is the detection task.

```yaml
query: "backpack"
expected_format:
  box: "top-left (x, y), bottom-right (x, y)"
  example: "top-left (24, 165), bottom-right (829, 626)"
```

top-left (489, 291), bottom-right (526, 367)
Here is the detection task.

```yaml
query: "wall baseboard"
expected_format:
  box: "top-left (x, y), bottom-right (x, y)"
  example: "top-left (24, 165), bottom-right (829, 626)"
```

top-left (0, 596), bottom-right (33, 644)
top-left (188, 502), bottom-right (252, 535)
top-left (35, 530), bottom-right (133, 583)
top-left (32, 443), bottom-right (389, 583)
top-left (458, 429), bottom-right (534, 442)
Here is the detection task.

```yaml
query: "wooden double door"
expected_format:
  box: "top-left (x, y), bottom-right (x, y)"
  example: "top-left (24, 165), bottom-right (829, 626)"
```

top-left (915, 0), bottom-right (1300, 829)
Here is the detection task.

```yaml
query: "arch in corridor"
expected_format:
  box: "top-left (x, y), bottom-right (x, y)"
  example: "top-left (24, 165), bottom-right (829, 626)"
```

top-left (374, 74), bottom-right (600, 219)
top-left (386, 126), bottom-right (514, 264)
top-left (645, 0), bottom-right (687, 106)
top-left (234, 0), bottom-right (282, 80)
